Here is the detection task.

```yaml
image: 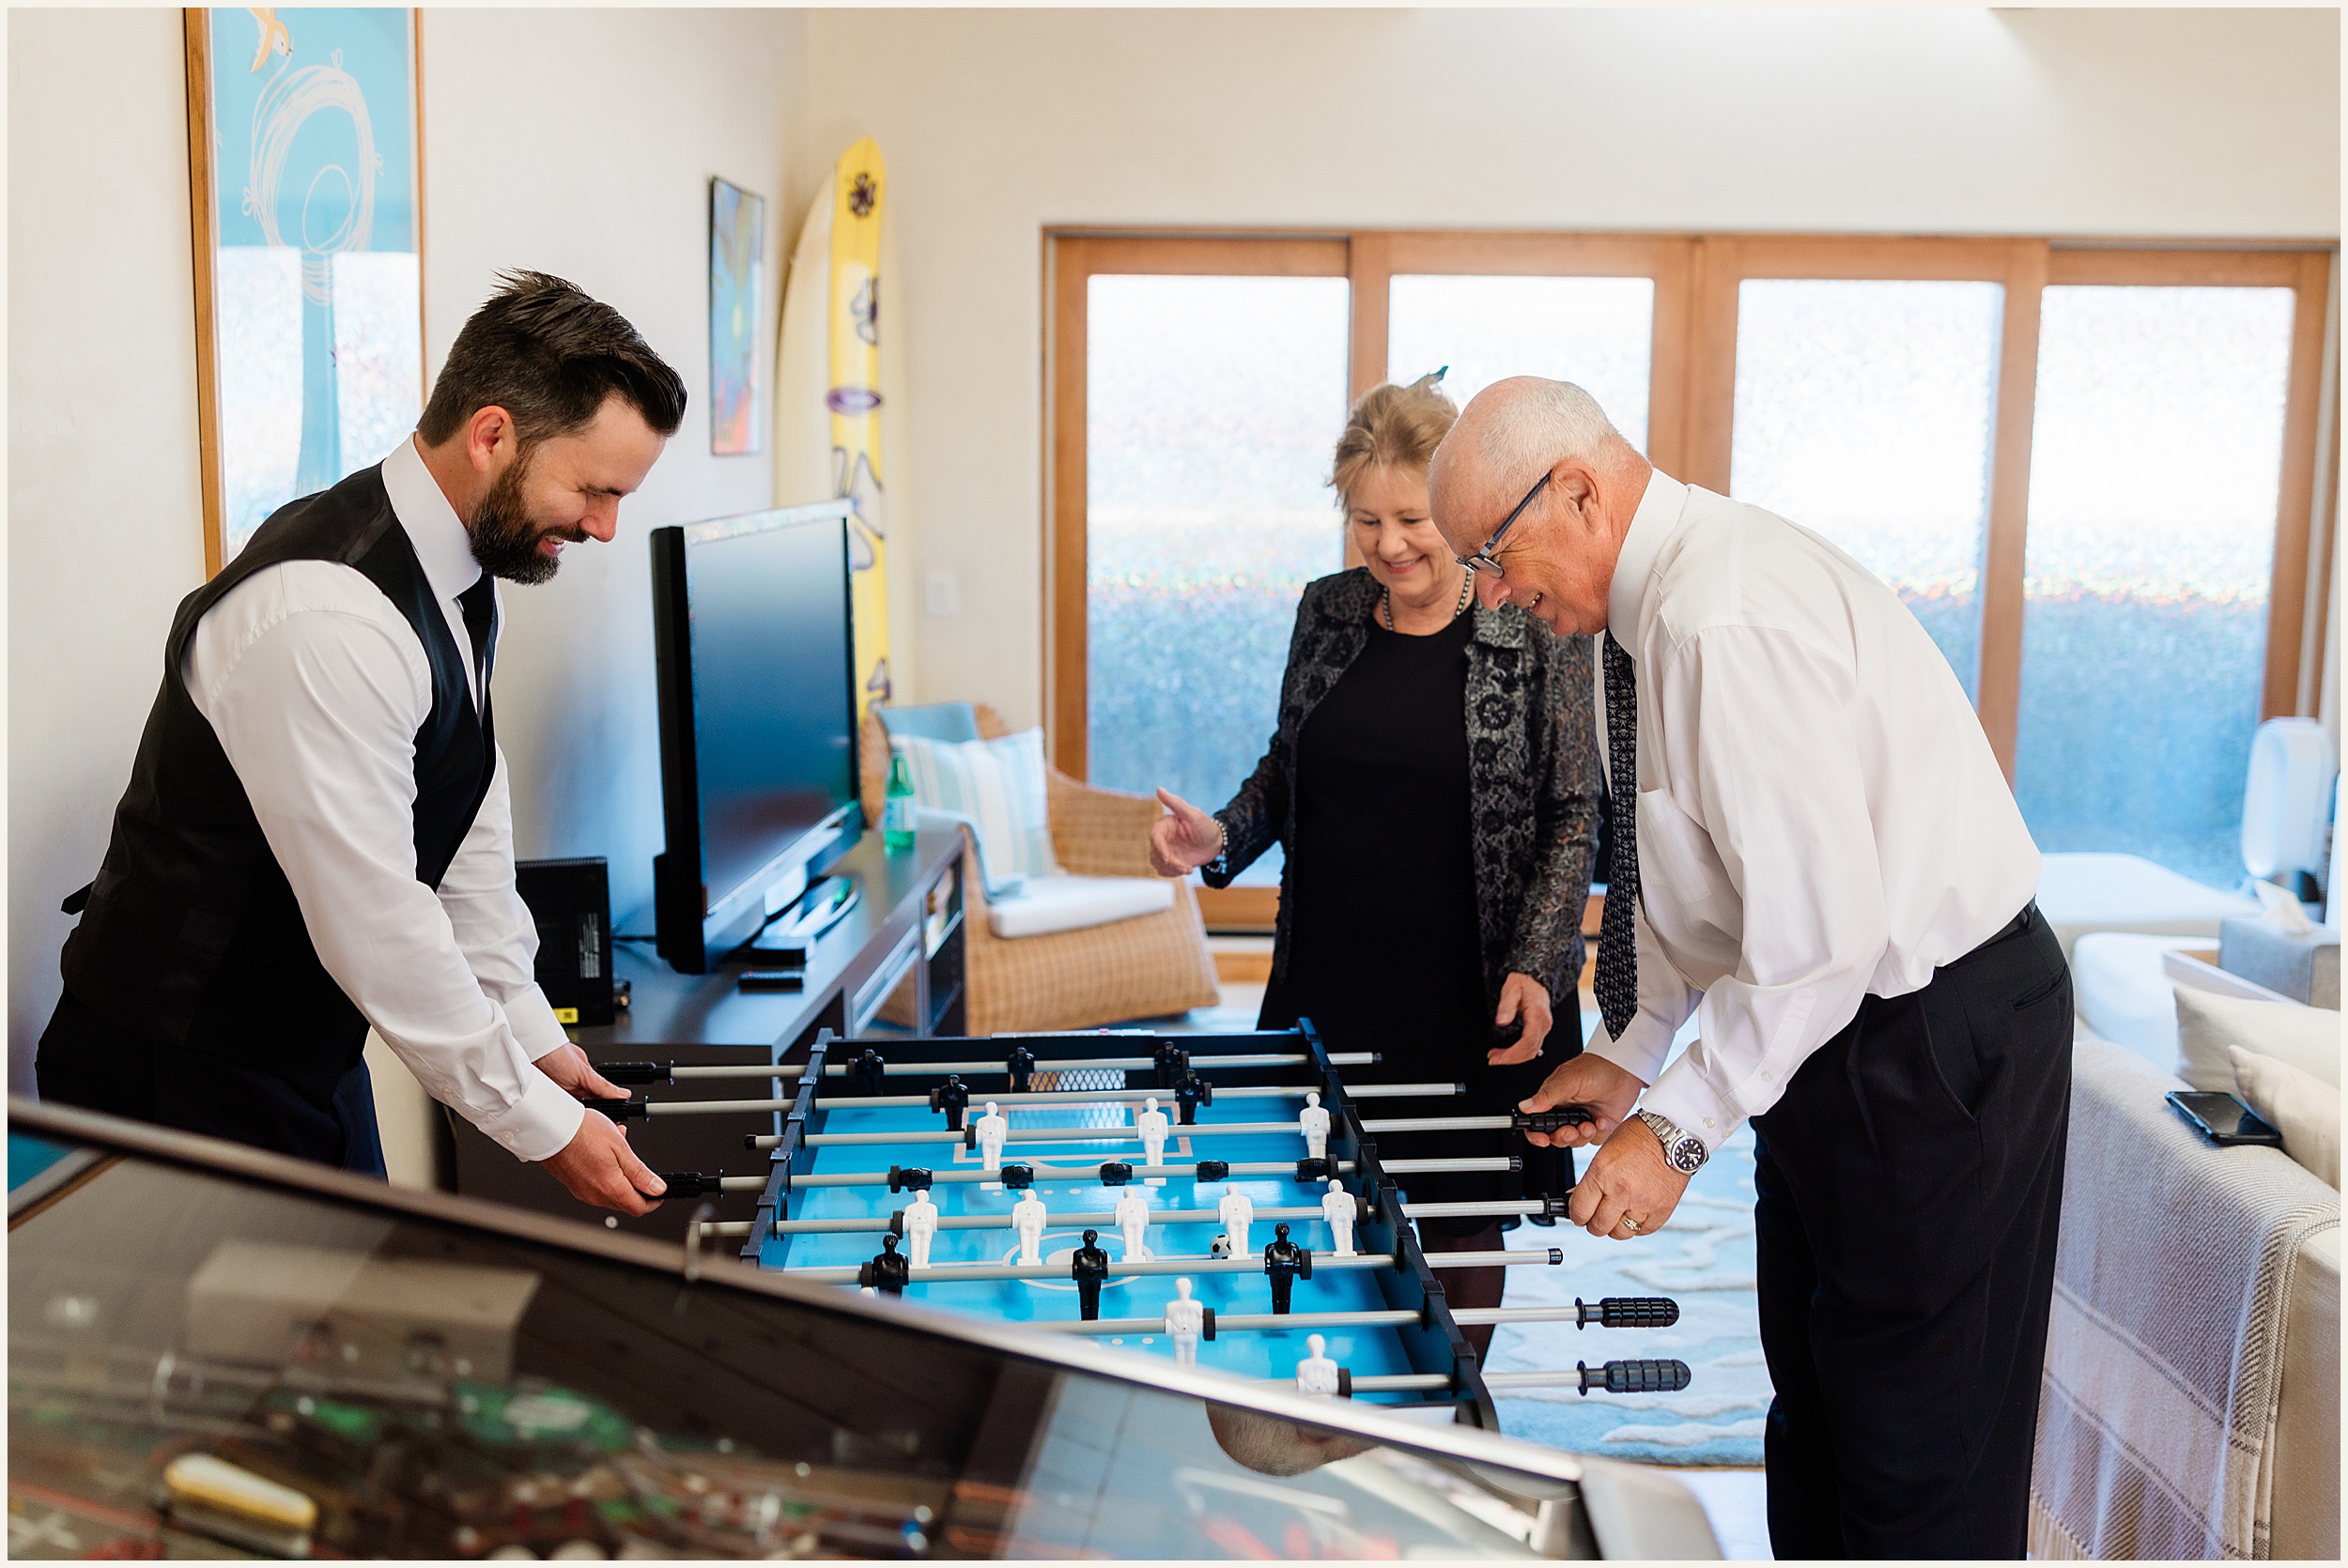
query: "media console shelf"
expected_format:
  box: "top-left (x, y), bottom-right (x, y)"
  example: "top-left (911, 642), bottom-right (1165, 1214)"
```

top-left (449, 827), bottom-right (965, 1241)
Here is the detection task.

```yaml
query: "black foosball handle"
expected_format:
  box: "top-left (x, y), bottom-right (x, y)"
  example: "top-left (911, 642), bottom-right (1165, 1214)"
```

top-left (1513, 1107), bottom-right (1596, 1134)
top-left (1578, 1358), bottom-right (1692, 1394)
top-left (601, 1062), bottom-right (672, 1085)
top-left (1577, 1296), bottom-right (1682, 1330)
top-left (584, 1097), bottom-right (650, 1122)
top-left (653, 1172), bottom-right (728, 1199)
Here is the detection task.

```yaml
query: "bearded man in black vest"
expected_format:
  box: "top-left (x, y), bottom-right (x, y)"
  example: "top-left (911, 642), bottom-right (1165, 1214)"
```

top-left (39, 270), bottom-right (683, 1215)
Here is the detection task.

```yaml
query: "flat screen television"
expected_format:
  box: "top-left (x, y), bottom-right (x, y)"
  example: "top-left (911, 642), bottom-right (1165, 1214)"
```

top-left (650, 501), bottom-right (859, 974)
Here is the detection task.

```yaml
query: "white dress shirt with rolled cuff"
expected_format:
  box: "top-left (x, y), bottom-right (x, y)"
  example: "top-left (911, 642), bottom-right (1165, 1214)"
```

top-left (179, 436), bottom-right (585, 1163)
top-left (1590, 471), bottom-right (2042, 1159)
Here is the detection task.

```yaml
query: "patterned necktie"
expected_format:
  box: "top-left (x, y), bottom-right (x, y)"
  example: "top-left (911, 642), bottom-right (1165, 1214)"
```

top-left (456, 575), bottom-right (497, 723)
top-left (1595, 632), bottom-right (1641, 1044)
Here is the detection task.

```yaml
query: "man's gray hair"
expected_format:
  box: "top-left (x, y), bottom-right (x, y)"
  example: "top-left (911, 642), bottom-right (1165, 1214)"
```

top-left (1461, 377), bottom-right (1630, 479)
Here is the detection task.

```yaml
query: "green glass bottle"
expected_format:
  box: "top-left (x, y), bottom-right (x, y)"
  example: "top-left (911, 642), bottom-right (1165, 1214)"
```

top-left (883, 752), bottom-right (918, 852)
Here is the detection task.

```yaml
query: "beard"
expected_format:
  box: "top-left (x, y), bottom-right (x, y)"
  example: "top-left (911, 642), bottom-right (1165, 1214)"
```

top-left (468, 450), bottom-right (587, 585)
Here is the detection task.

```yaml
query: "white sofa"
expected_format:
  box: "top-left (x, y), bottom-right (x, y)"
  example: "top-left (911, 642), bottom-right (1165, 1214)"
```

top-left (2037, 852), bottom-right (2258, 965)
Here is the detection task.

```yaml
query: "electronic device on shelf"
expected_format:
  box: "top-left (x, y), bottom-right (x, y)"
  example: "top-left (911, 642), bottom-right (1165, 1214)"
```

top-left (516, 857), bottom-right (616, 1025)
top-left (650, 501), bottom-right (860, 976)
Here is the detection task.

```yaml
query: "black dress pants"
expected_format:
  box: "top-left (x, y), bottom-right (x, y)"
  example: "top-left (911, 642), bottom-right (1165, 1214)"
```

top-left (37, 990), bottom-right (388, 1178)
top-left (1749, 905), bottom-right (2071, 1560)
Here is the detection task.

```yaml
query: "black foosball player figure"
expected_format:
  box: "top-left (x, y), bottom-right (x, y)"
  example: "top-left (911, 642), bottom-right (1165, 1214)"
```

top-left (1071, 1228), bottom-right (1111, 1321)
top-left (1006, 1045), bottom-right (1037, 1094)
top-left (859, 1234), bottom-right (911, 1297)
top-left (930, 1073), bottom-right (972, 1130)
top-left (1173, 1069), bottom-right (1212, 1126)
top-left (1262, 1222), bottom-right (1312, 1314)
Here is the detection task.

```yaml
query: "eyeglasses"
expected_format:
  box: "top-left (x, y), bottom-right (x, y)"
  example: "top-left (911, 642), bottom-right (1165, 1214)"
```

top-left (1454, 471), bottom-right (1550, 576)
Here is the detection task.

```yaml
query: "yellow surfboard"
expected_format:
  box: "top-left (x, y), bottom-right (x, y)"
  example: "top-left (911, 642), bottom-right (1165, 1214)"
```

top-left (775, 138), bottom-right (894, 718)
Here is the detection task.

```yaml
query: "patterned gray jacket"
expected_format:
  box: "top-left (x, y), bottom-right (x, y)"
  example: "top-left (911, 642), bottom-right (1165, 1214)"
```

top-left (1204, 567), bottom-right (1603, 1009)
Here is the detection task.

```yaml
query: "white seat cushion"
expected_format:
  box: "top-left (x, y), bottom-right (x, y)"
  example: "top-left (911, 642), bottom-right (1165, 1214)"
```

top-left (986, 874), bottom-right (1175, 940)
top-left (2072, 931), bottom-right (2201, 1072)
top-left (2037, 852), bottom-right (2259, 962)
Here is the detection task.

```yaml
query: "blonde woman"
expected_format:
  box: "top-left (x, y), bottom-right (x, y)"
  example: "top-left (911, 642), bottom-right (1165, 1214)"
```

top-left (1149, 372), bottom-right (1602, 1351)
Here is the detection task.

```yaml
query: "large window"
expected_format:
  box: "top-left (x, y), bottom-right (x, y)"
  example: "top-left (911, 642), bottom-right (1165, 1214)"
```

top-left (1049, 235), bottom-right (2335, 896)
top-left (1083, 273), bottom-right (1350, 821)
top-left (2015, 280), bottom-right (2304, 884)
top-left (1728, 278), bottom-right (2004, 700)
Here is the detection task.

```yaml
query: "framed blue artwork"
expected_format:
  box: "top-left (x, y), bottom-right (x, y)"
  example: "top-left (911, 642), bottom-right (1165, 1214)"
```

top-left (709, 177), bottom-right (767, 454)
top-left (185, 7), bottom-right (425, 572)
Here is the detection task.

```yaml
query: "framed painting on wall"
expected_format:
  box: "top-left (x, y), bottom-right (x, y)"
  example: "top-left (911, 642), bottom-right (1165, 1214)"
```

top-left (184, 6), bottom-right (425, 575)
top-left (709, 176), bottom-right (767, 454)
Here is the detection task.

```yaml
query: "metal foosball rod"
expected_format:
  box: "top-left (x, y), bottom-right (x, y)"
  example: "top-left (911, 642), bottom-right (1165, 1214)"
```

top-left (610, 1095), bottom-right (1585, 1135)
top-left (1026, 1304), bottom-right (1681, 1339)
top-left (603, 1050), bottom-right (1378, 1084)
top-left (598, 1062), bottom-right (1456, 1101)
top-left (758, 1157), bottom-right (1367, 1184)
top-left (737, 1151), bottom-right (1522, 1181)
top-left (802, 1119), bottom-right (1302, 1147)
top-left (1246, 1361), bottom-right (1694, 1397)
top-left (786, 1248), bottom-right (1566, 1286)
top-left (772, 1207), bottom-right (1331, 1234)
top-left (762, 1194), bottom-right (1564, 1235)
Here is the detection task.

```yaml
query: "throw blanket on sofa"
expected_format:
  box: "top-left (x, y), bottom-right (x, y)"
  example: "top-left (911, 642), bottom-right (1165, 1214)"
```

top-left (2031, 1034), bottom-right (2340, 1560)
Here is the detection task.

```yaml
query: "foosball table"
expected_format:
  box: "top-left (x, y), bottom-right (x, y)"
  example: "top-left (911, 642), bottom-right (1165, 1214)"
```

top-left (589, 1023), bottom-right (1691, 1428)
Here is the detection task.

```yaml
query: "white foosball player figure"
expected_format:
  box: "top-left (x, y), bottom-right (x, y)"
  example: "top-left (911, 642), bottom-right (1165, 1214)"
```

top-left (1321, 1177), bottom-right (1357, 1257)
top-left (903, 1191), bottom-right (940, 1269)
top-left (1296, 1334), bottom-right (1340, 1398)
top-left (1136, 1095), bottom-right (1170, 1179)
top-left (1012, 1191), bottom-right (1047, 1266)
top-left (1165, 1278), bottom-right (1204, 1366)
top-left (1299, 1092), bottom-right (1331, 1162)
top-left (1217, 1190), bottom-right (1254, 1260)
top-left (1114, 1188), bottom-right (1152, 1261)
top-left (974, 1101), bottom-right (1009, 1172)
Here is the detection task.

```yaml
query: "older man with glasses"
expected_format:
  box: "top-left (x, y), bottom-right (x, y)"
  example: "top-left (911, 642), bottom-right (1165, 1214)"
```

top-left (1426, 377), bottom-right (2071, 1560)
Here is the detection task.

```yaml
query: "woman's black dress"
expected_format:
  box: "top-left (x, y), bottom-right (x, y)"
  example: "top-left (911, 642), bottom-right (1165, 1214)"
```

top-left (1255, 612), bottom-right (1572, 1226)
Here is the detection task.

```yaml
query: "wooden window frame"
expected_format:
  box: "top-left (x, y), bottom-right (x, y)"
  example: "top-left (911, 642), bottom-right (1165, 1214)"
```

top-left (1044, 229), bottom-right (2338, 870)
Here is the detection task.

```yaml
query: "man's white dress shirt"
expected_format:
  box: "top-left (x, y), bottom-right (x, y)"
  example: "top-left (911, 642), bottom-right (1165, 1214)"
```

top-left (1592, 471), bottom-right (2041, 1157)
top-left (181, 437), bottom-right (584, 1161)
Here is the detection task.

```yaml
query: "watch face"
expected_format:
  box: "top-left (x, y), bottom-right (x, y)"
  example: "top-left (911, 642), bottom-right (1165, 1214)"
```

top-left (1668, 1138), bottom-right (1706, 1174)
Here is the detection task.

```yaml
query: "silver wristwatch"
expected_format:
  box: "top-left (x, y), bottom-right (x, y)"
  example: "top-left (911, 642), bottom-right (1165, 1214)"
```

top-left (1637, 1110), bottom-right (1709, 1174)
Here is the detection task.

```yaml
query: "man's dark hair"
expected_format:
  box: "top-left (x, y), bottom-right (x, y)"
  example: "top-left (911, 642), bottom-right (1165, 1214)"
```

top-left (419, 269), bottom-right (687, 448)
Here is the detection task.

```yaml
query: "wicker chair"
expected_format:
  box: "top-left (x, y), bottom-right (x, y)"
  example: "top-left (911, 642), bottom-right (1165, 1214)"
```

top-left (861, 704), bottom-right (1220, 1035)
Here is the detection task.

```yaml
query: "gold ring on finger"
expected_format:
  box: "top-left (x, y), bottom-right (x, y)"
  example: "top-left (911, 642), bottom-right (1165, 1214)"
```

top-left (1620, 1216), bottom-right (1641, 1234)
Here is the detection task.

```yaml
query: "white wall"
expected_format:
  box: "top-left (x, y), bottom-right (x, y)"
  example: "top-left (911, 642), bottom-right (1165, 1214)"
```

top-left (8, 9), bottom-right (210, 1094)
top-left (7, 8), bottom-right (807, 1093)
top-left (420, 8), bottom-right (805, 928)
top-left (796, 6), bottom-right (2343, 727)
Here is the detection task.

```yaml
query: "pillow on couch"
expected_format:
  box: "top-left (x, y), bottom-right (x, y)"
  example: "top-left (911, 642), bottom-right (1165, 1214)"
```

top-left (2173, 986), bottom-right (2342, 1093)
top-left (892, 729), bottom-right (1061, 883)
top-left (2231, 1044), bottom-right (2341, 1190)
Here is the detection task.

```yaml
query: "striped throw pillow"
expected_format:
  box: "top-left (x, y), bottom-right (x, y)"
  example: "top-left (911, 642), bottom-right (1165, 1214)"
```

top-left (890, 728), bottom-right (1061, 880)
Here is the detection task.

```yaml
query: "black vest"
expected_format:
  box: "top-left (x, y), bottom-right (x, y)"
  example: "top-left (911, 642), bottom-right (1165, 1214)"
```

top-left (59, 465), bottom-right (495, 1099)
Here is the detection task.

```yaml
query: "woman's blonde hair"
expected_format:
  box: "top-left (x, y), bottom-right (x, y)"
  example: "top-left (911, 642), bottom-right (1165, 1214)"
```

top-left (1331, 369), bottom-right (1459, 513)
